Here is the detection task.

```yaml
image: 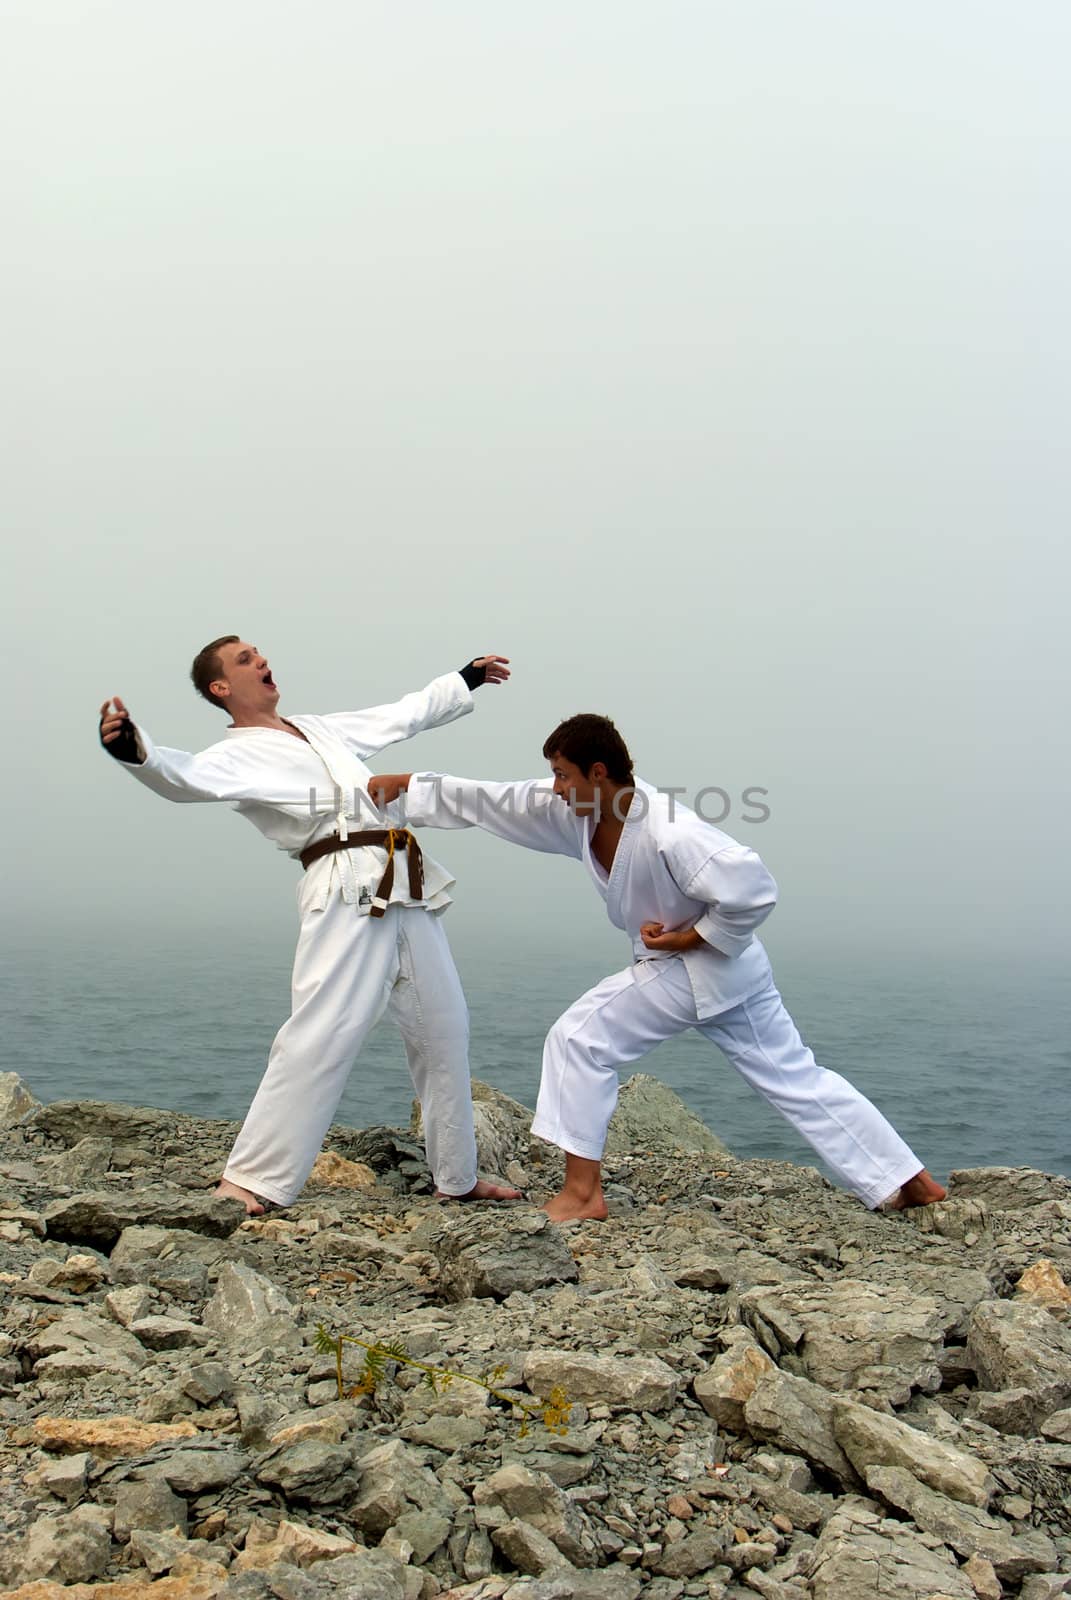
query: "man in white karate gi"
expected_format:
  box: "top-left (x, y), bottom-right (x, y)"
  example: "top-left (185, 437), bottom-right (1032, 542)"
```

top-left (373, 714), bottom-right (947, 1222)
top-left (98, 635), bottom-right (522, 1215)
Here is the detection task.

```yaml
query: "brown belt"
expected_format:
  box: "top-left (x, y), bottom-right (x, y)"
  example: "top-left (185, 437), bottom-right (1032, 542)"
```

top-left (299, 828), bottom-right (424, 916)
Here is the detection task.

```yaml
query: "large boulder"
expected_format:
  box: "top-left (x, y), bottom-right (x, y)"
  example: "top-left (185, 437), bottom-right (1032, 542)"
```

top-left (0, 1073), bottom-right (41, 1127)
top-left (434, 1210), bottom-right (579, 1301)
top-left (967, 1299), bottom-right (1071, 1429)
top-left (43, 1188), bottom-right (242, 1250)
top-left (523, 1350), bottom-right (680, 1414)
top-left (808, 1500), bottom-right (976, 1600)
top-left (736, 1277), bottom-right (946, 1404)
top-left (604, 1073), bottom-right (729, 1156)
top-left (866, 1464), bottom-right (1058, 1580)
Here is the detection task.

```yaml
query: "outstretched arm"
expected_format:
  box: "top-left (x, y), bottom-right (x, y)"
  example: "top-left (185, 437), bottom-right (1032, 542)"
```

top-left (98, 696), bottom-right (271, 805)
top-left (323, 655), bottom-right (510, 759)
top-left (372, 771), bottom-right (583, 859)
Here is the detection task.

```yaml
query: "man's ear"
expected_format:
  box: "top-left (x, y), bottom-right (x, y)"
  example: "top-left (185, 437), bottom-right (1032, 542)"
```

top-left (589, 761), bottom-right (608, 783)
top-left (210, 678), bottom-right (231, 702)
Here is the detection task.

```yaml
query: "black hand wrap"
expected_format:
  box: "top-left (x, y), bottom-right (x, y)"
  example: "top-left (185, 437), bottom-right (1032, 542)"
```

top-left (458, 659), bottom-right (488, 691)
top-left (100, 718), bottom-right (141, 764)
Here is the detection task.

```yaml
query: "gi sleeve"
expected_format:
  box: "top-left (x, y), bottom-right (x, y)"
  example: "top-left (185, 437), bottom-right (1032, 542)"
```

top-left (322, 672), bottom-right (474, 758)
top-left (671, 843), bottom-right (778, 958)
top-left (404, 773), bottom-right (584, 859)
top-left (107, 725), bottom-right (253, 804)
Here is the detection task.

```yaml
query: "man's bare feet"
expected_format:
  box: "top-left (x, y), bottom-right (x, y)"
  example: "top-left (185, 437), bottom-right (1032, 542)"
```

top-left (543, 1189), bottom-right (610, 1222)
top-left (214, 1178), bottom-right (267, 1216)
top-left (882, 1168), bottom-right (948, 1211)
top-left (435, 1178), bottom-right (524, 1203)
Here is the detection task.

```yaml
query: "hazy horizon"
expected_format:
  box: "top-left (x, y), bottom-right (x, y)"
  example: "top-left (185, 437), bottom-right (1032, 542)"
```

top-left (4, 2), bottom-right (1069, 971)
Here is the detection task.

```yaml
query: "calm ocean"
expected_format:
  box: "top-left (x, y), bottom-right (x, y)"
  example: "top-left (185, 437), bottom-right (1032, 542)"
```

top-left (3, 930), bottom-right (1069, 1185)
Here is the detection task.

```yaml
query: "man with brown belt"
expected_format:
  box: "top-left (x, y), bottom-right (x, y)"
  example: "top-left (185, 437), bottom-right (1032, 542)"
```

top-left (99, 635), bottom-right (521, 1215)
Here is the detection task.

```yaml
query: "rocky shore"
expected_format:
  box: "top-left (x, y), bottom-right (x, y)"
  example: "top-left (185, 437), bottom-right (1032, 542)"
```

top-left (1, 1069), bottom-right (1070, 1600)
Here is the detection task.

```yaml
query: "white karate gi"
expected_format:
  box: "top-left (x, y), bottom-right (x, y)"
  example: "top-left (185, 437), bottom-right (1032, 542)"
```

top-left (404, 774), bottom-right (922, 1208)
top-left (112, 673), bottom-right (480, 1205)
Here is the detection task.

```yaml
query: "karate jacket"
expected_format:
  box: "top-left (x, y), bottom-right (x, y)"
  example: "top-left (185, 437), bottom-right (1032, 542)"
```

top-left (112, 672), bottom-right (473, 915)
top-left (404, 774), bottom-right (778, 1018)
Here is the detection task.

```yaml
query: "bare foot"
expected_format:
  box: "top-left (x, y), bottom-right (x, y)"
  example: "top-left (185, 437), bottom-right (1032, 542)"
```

top-left (214, 1178), bottom-right (267, 1216)
top-left (883, 1168), bottom-right (948, 1211)
top-left (543, 1190), bottom-right (609, 1222)
top-left (435, 1178), bottom-right (524, 1203)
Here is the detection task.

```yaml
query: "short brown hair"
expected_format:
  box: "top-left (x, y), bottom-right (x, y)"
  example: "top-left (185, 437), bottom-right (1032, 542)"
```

top-left (542, 714), bottom-right (634, 784)
top-left (190, 635), bottom-right (239, 709)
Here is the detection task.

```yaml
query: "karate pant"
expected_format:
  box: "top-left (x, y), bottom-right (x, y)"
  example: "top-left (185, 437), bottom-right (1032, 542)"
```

top-left (530, 957), bottom-right (922, 1209)
top-left (223, 899), bottom-right (477, 1206)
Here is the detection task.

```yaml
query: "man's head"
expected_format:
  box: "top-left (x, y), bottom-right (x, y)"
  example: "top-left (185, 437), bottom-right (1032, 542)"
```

top-left (543, 714), bottom-right (634, 808)
top-left (190, 636), bottom-right (279, 719)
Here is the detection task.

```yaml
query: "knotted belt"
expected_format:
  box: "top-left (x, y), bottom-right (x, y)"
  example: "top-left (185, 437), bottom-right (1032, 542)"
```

top-left (299, 828), bottom-right (424, 916)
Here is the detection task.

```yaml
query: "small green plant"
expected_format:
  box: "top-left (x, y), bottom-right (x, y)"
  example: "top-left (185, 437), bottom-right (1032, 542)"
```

top-left (313, 1323), bottom-right (571, 1437)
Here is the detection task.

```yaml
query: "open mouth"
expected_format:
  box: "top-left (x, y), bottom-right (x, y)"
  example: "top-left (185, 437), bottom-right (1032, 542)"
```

top-left (262, 672), bottom-right (275, 687)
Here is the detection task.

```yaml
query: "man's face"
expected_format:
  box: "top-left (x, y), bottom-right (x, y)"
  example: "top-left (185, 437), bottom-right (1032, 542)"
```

top-left (548, 752), bottom-right (602, 813)
top-left (212, 640), bottom-right (279, 713)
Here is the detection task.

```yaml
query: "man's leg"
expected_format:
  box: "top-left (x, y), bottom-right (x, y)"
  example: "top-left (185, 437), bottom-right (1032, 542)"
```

top-left (219, 897), bottom-right (401, 1211)
top-left (386, 909), bottom-right (521, 1201)
top-left (699, 982), bottom-right (944, 1210)
top-left (532, 960), bottom-right (699, 1220)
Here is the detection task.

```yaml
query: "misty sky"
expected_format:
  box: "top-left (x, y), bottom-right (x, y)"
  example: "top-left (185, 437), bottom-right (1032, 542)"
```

top-left (4, 1), bottom-right (1069, 972)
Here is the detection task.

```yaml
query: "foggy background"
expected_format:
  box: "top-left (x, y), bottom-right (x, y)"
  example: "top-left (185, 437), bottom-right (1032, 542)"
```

top-left (4, 1), bottom-right (1069, 987)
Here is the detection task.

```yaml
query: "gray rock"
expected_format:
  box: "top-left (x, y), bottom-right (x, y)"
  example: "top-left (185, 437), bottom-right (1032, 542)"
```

top-left (477, 1464), bottom-right (598, 1567)
top-left (524, 1350), bottom-right (680, 1414)
top-left (653, 1524), bottom-right (733, 1576)
top-left (254, 1438), bottom-right (356, 1501)
top-left (948, 1166), bottom-right (1071, 1211)
top-left (604, 1073), bottom-right (729, 1156)
top-left (1040, 1407), bottom-right (1071, 1442)
top-left (435, 1211), bottom-right (579, 1301)
top-left (113, 1477), bottom-right (189, 1541)
top-left (674, 1248), bottom-right (806, 1293)
top-left (743, 1367), bottom-right (858, 1485)
top-left (388, 1508), bottom-right (452, 1563)
top-left (183, 1360), bottom-right (237, 1406)
top-left (43, 1135), bottom-right (114, 1185)
top-left (404, 1413), bottom-right (488, 1451)
top-left (130, 1314), bottom-right (211, 1350)
top-left (30, 1451), bottom-right (90, 1507)
top-left (128, 1528), bottom-right (204, 1576)
top-left (44, 1186), bottom-right (242, 1249)
top-left (866, 1463), bottom-right (1058, 1579)
top-left (204, 1260), bottom-right (302, 1351)
top-left (105, 1283), bottom-right (154, 1327)
top-left (736, 1277), bottom-right (946, 1404)
top-left (831, 1393), bottom-right (995, 1506)
top-left (693, 1328), bottom-right (776, 1431)
top-left (1019, 1579), bottom-right (1071, 1600)
top-left (110, 1222), bottom-right (230, 1284)
top-left (282, 1548), bottom-right (410, 1599)
top-left (492, 1517), bottom-right (573, 1575)
top-left (0, 1504), bottom-right (111, 1588)
top-left (349, 1438), bottom-right (452, 1538)
top-left (149, 1447), bottom-right (249, 1495)
top-left (967, 1386), bottom-right (1040, 1435)
top-left (33, 1098), bottom-right (190, 1146)
top-left (808, 1499), bottom-right (975, 1600)
top-left (0, 1072), bottom-right (41, 1127)
top-left (968, 1299), bottom-right (1071, 1428)
top-left (29, 1306), bottom-right (148, 1379)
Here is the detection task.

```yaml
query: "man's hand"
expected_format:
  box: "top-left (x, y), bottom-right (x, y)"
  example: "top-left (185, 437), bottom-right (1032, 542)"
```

top-left (369, 773), bottom-right (412, 808)
top-left (474, 655), bottom-right (510, 685)
top-left (640, 921), bottom-right (708, 954)
top-left (99, 696), bottom-right (131, 745)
